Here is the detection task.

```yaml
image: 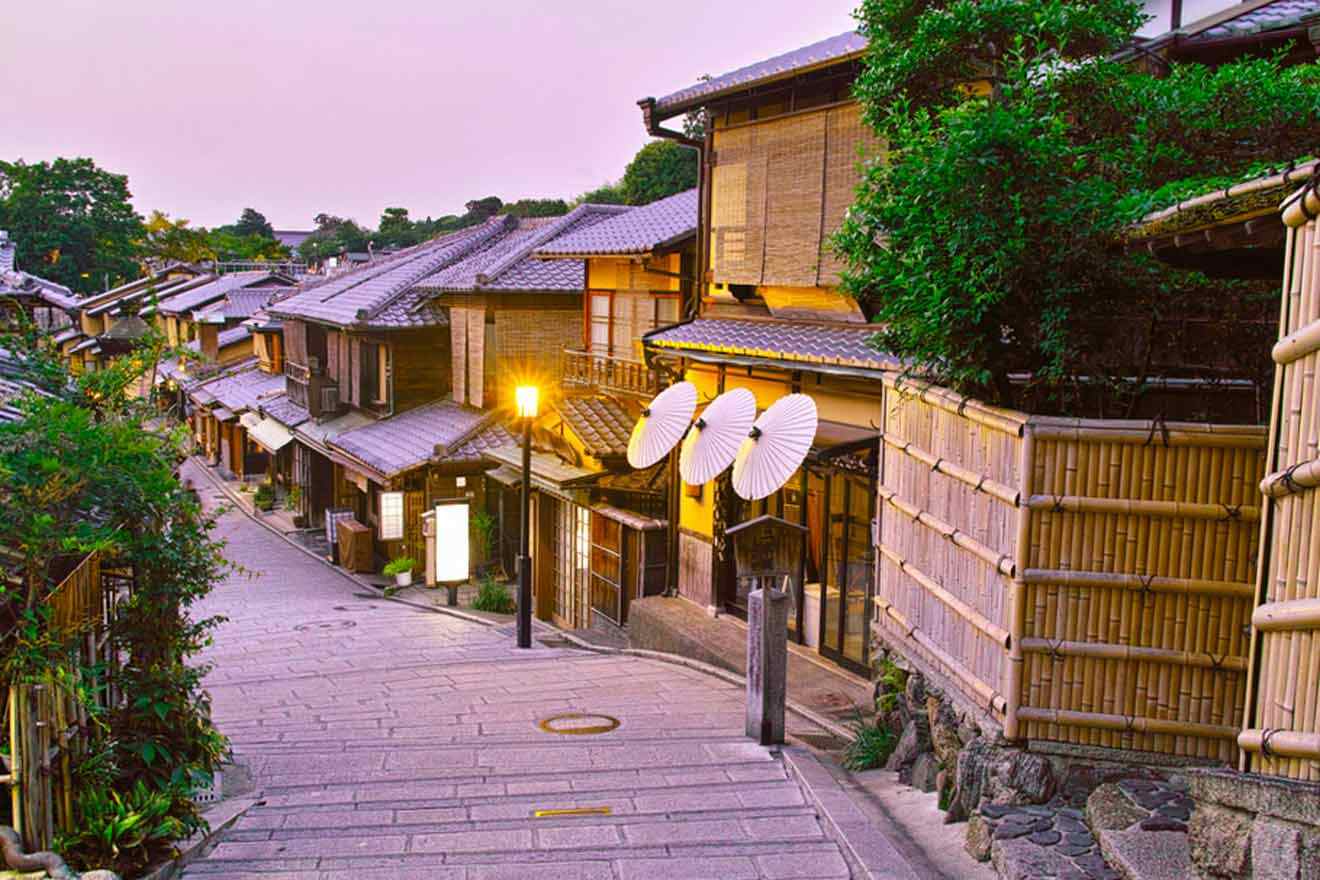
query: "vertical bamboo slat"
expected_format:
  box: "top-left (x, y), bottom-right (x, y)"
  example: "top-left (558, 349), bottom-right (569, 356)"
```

top-left (1243, 183), bottom-right (1320, 779)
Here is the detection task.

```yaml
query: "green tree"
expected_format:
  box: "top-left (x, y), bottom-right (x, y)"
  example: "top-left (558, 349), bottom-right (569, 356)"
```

top-left (500, 198), bottom-right (569, 218)
top-left (377, 206), bottom-right (420, 247)
top-left (297, 214), bottom-right (371, 261)
top-left (0, 157), bottom-right (144, 294)
top-left (836, 0), bottom-right (1320, 414)
top-left (141, 211), bottom-right (215, 266)
top-left (621, 141), bottom-right (698, 205)
top-left (575, 181), bottom-right (628, 206)
top-left (229, 207), bottom-right (275, 240)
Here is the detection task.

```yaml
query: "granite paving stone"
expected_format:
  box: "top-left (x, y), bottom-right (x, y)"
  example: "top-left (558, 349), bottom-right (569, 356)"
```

top-left (179, 460), bottom-right (853, 879)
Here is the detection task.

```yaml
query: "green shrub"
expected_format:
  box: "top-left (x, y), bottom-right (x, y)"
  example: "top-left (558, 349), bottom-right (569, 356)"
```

top-left (471, 575), bottom-right (516, 614)
top-left (57, 780), bottom-right (192, 875)
top-left (383, 556), bottom-right (416, 577)
top-left (252, 482), bottom-right (275, 510)
top-left (841, 712), bottom-right (898, 772)
top-left (875, 657), bottom-right (909, 715)
top-left (285, 485), bottom-right (302, 510)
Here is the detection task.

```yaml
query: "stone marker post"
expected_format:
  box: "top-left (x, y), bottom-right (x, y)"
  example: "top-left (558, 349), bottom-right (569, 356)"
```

top-left (747, 583), bottom-right (789, 745)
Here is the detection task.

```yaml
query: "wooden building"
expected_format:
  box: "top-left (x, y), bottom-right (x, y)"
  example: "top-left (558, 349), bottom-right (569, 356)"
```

top-left (636, 32), bottom-right (890, 674)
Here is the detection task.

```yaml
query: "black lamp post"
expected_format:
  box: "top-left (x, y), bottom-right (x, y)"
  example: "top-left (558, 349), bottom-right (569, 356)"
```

top-left (515, 385), bottom-right (538, 648)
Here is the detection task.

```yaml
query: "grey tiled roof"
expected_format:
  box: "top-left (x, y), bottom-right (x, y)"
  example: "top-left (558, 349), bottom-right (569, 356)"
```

top-left (1188, 0), bottom-right (1320, 41)
top-left (536, 189), bottom-right (698, 258)
top-left (259, 392), bottom-right (310, 429)
top-left (271, 221), bottom-right (509, 329)
top-left (556, 396), bottom-right (633, 459)
top-left (330, 400), bottom-right (509, 478)
top-left (193, 288), bottom-right (295, 321)
top-left (87, 275), bottom-right (202, 317)
top-left (646, 317), bottom-right (899, 372)
top-left (157, 271), bottom-right (291, 316)
top-left (189, 360), bottom-right (285, 413)
top-left (649, 31), bottom-right (866, 116)
top-left (219, 325), bottom-right (253, 349)
top-left (419, 206), bottom-right (628, 294)
top-left (0, 270), bottom-right (81, 311)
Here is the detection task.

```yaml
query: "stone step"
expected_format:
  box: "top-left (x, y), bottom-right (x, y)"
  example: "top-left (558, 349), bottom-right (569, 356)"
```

top-left (1097, 829), bottom-right (1191, 880)
top-left (244, 778), bottom-right (804, 820)
top-left (185, 836), bottom-right (849, 877)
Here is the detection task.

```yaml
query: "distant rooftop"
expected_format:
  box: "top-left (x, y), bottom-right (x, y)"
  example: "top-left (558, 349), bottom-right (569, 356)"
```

top-left (536, 189), bottom-right (698, 259)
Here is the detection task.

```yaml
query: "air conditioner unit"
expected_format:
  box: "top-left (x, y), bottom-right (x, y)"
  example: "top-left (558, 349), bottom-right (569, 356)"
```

top-left (307, 355), bottom-right (320, 373)
top-left (319, 385), bottom-right (339, 414)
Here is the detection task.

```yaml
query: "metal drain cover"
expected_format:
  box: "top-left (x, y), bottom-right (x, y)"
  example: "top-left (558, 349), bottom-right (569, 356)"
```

top-left (332, 604), bottom-right (378, 612)
top-left (537, 712), bottom-right (621, 736)
top-left (293, 619), bottom-right (357, 632)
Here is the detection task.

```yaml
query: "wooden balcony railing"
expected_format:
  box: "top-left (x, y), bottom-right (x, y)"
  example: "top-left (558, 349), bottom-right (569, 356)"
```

top-left (562, 349), bottom-right (660, 397)
top-left (284, 360), bottom-right (311, 384)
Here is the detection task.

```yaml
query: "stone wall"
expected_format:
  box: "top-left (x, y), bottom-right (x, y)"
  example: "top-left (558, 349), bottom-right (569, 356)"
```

top-left (1188, 769), bottom-right (1320, 879)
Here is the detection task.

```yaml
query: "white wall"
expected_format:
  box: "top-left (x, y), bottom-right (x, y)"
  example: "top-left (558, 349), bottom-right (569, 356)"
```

top-left (1139, 0), bottom-right (1247, 36)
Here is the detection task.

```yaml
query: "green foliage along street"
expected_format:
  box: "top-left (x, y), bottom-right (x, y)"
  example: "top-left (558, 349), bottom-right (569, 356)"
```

top-left (0, 326), bottom-right (230, 875)
top-left (837, 0), bottom-right (1320, 416)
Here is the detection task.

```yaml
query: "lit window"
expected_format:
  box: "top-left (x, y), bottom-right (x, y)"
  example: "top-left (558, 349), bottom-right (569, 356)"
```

top-left (379, 491), bottom-right (404, 541)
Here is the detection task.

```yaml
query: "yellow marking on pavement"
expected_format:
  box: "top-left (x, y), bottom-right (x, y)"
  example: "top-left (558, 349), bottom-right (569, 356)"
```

top-left (533, 806), bottom-right (613, 818)
top-left (537, 712), bottom-right (621, 735)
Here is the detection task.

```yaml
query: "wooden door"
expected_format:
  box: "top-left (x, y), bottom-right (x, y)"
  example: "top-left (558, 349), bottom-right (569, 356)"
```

top-left (534, 494), bottom-right (555, 621)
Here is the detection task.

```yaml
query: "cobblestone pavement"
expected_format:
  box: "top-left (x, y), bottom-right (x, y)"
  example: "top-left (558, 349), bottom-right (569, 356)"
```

top-left (182, 464), bottom-right (852, 879)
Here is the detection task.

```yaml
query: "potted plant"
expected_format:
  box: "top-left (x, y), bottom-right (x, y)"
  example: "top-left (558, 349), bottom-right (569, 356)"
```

top-left (383, 556), bottom-right (416, 588)
top-left (286, 485), bottom-right (306, 527)
top-left (253, 482), bottom-right (276, 512)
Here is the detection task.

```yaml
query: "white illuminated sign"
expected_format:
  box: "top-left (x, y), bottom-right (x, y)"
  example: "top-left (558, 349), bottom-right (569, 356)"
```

top-left (379, 491), bottom-right (405, 541)
top-left (433, 500), bottom-right (471, 584)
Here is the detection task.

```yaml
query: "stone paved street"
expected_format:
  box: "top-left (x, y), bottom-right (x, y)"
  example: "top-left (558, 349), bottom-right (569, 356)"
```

top-left (182, 464), bottom-right (853, 879)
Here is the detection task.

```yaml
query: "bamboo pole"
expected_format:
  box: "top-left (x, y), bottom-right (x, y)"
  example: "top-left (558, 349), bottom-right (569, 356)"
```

top-left (887, 375), bottom-right (1028, 437)
top-left (1029, 424), bottom-right (1266, 449)
top-left (1015, 706), bottom-right (1238, 740)
top-left (878, 545), bottom-right (1010, 647)
top-left (1022, 568), bottom-right (1253, 598)
top-left (1019, 637), bottom-right (1247, 671)
top-left (1025, 494), bottom-right (1259, 522)
top-left (874, 596), bottom-right (1008, 716)
top-left (1238, 728), bottom-right (1320, 761)
top-left (878, 487), bottom-right (1015, 577)
top-left (7, 687), bottom-right (19, 841)
top-left (882, 432), bottom-right (1021, 506)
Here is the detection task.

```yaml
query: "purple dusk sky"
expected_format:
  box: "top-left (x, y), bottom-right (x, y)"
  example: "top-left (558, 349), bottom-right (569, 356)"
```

top-left (2, 1), bottom-right (858, 231)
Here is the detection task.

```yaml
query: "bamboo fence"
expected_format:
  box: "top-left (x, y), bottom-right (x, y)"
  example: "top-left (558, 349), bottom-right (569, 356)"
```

top-left (2, 551), bottom-right (107, 852)
top-left (1240, 178), bottom-right (1320, 780)
top-left (874, 376), bottom-right (1265, 762)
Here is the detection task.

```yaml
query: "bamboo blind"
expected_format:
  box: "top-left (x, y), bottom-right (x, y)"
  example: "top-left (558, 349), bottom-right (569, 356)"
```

top-left (709, 103), bottom-right (881, 289)
top-left (1241, 181), bottom-right (1320, 780)
top-left (874, 377), bottom-right (1265, 760)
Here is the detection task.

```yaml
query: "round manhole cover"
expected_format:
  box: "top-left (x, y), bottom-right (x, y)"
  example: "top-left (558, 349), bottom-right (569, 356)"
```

top-left (537, 713), bottom-right (621, 736)
top-left (293, 619), bottom-right (357, 632)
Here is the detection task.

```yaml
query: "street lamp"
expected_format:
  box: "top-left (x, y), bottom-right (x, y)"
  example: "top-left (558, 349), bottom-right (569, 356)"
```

top-left (515, 385), bottom-right (539, 648)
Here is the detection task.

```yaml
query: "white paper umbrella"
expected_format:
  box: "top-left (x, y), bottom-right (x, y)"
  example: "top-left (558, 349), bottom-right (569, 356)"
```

top-left (627, 381), bottom-right (698, 469)
top-left (680, 387), bottom-right (756, 485)
top-left (732, 394), bottom-right (818, 500)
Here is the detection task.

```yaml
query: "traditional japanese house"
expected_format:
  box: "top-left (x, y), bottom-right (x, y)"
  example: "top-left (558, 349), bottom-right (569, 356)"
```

top-left (493, 189), bottom-right (701, 629)
top-left (1130, 0), bottom-right (1320, 67)
top-left (153, 270), bottom-right (294, 348)
top-left (634, 32), bottom-right (891, 673)
top-left (186, 358), bottom-right (286, 478)
top-left (0, 231), bottom-right (82, 334)
top-left (67, 262), bottom-right (206, 371)
top-left (263, 220), bottom-right (520, 571)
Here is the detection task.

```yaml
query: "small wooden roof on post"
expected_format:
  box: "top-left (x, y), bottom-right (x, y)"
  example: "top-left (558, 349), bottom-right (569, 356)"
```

top-left (726, 514), bottom-right (807, 593)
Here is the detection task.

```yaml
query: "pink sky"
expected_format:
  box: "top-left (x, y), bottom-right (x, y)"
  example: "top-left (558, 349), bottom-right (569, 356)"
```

top-left (1, 1), bottom-right (858, 230)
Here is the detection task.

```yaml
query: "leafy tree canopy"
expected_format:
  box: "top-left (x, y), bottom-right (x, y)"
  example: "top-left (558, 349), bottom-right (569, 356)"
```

top-left (0, 157), bottom-right (144, 294)
top-left (621, 140), bottom-right (698, 205)
top-left (500, 198), bottom-right (569, 218)
top-left (837, 0), bottom-right (1320, 416)
top-left (575, 181), bottom-right (628, 206)
top-left (226, 207), bottom-right (275, 240)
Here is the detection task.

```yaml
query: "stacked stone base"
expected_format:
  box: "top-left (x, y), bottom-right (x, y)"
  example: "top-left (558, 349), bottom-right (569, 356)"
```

top-left (1188, 769), bottom-right (1320, 879)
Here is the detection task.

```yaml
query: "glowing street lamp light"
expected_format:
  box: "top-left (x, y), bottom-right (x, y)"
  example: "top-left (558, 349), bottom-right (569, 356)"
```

top-left (515, 384), bottom-right (539, 648)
